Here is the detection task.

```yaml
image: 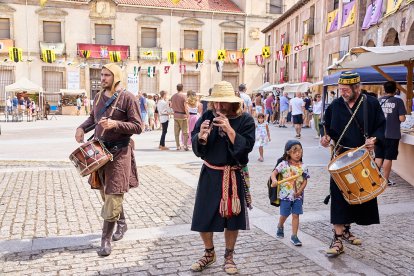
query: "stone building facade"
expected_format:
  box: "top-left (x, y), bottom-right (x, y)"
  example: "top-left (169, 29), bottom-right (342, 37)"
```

top-left (0, 0), bottom-right (284, 109)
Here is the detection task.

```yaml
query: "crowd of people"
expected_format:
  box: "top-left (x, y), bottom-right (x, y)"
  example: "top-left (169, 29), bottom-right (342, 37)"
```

top-left (73, 63), bottom-right (406, 275)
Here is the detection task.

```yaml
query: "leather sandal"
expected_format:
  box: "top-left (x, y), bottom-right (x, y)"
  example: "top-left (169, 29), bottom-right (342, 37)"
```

top-left (223, 248), bottom-right (238, 275)
top-left (190, 247), bottom-right (216, 272)
top-left (326, 230), bottom-right (344, 256)
top-left (342, 225), bottom-right (362, 245)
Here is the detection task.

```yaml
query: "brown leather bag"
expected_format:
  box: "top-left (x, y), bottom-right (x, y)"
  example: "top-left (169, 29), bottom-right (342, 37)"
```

top-left (89, 171), bottom-right (103, 189)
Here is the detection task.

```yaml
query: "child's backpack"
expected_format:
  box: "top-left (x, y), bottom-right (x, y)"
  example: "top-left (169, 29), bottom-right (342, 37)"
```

top-left (267, 158), bottom-right (284, 207)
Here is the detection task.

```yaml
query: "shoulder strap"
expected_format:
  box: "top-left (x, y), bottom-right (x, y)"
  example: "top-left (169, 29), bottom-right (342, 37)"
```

top-left (363, 94), bottom-right (368, 138)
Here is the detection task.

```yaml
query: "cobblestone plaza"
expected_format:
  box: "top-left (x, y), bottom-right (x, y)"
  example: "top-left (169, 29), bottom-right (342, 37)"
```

top-left (0, 116), bottom-right (413, 275)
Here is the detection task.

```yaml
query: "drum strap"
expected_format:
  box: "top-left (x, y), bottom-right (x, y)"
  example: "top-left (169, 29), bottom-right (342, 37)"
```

top-left (332, 96), bottom-right (364, 158)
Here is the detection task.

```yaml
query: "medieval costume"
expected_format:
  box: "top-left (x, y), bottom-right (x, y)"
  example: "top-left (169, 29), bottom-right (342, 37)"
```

top-left (78, 63), bottom-right (143, 256)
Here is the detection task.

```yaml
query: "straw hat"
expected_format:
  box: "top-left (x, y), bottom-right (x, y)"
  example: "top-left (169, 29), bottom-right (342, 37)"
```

top-left (201, 81), bottom-right (243, 103)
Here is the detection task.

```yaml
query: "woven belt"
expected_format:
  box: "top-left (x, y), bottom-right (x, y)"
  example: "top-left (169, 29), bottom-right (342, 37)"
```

top-left (204, 161), bottom-right (241, 218)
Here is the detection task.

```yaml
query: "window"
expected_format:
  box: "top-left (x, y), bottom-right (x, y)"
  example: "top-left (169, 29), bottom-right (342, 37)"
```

top-left (224, 33), bottom-right (237, 50)
top-left (266, 62), bottom-right (271, 82)
top-left (339, 35), bottom-right (350, 58)
top-left (43, 68), bottom-right (65, 93)
top-left (184, 30), bottom-right (198, 49)
top-left (0, 66), bottom-right (15, 105)
top-left (222, 73), bottom-right (239, 91)
top-left (334, 0), bottom-right (339, 10)
top-left (286, 22), bottom-right (290, 43)
top-left (95, 24), bottom-right (111, 45)
top-left (0, 18), bottom-right (10, 39)
top-left (294, 53), bottom-right (298, 69)
top-left (269, 0), bottom-right (282, 14)
top-left (139, 70), bottom-right (158, 94)
top-left (274, 60), bottom-right (278, 74)
top-left (183, 73), bottom-right (200, 93)
top-left (295, 16), bottom-right (299, 33)
top-left (267, 34), bottom-right (271, 46)
top-left (141, 27), bottom-right (157, 48)
top-left (43, 21), bottom-right (61, 43)
top-left (90, 69), bottom-right (101, 100)
top-left (309, 5), bottom-right (315, 35)
top-left (308, 47), bottom-right (313, 77)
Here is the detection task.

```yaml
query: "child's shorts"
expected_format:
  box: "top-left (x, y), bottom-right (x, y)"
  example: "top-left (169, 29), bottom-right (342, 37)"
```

top-left (280, 199), bottom-right (303, 217)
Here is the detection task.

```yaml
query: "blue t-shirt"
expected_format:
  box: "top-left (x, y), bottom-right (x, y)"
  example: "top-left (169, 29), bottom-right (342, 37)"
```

top-left (139, 97), bottom-right (147, 114)
top-left (279, 96), bottom-right (289, 112)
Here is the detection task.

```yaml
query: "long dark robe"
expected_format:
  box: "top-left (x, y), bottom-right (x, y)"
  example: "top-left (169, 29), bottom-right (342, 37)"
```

top-left (79, 90), bottom-right (143, 194)
top-left (191, 110), bottom-right (255, 232)
top-left (323, 94), bottom-right (385, 225)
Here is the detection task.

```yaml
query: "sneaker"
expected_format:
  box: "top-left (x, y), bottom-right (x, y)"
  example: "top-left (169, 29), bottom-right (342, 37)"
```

top-left (290, 235), bottom-right (302, 246)
top-left (387, 180), bottom-right (396, 186)
top-left (276, 227), bottom-right (284, 238)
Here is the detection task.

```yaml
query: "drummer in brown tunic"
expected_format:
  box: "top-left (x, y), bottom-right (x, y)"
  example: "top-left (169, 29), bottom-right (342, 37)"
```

top-left (75, 63), bottom-right (143, 256)
top-left (320, 72), bottom-right (385, 256)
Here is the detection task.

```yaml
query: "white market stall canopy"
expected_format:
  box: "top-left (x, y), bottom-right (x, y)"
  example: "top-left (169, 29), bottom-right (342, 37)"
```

top-left (253, 82), bottom-right (271, 92)
top-left (59, 89), bottom-right (86, 95)
top-left (263, 82), bottom-right (312, 93)
top-left (5, 77), bottom-right (43, 93)
top-left (327, 46), bottom-right (414, 70)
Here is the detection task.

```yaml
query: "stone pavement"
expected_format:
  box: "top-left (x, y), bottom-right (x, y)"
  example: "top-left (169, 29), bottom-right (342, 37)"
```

top-left (0, 116), bottom-right (413, 275)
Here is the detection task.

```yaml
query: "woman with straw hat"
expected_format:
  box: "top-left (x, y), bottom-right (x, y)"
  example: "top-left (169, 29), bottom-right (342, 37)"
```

top-left (190, 81), bottom-right (255, 275)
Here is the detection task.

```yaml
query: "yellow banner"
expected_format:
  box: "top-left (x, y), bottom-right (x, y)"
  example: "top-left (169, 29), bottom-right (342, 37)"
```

top-left (217, 50), bottom-right (226, 61)
top-left (283, 44), bottom-right (291, 56)
top-left (326, 9), bottom-right (339, 33)
top-left (195, 50), bottom-right (204, 63)
top-left (262, 46), bottom-right (271, 58)
top-left (42, 49), bottom-right (56, 63)
top-left (385, 0), bottom-right (403, 17)
top-left (9, 47), bottom-right (22, 62)
top-left (167, 51), bottom-right (177, 64)
top-left (109, 51), bottom-right (121, 62)
top-left (342, 4), bottom-right (356, 27)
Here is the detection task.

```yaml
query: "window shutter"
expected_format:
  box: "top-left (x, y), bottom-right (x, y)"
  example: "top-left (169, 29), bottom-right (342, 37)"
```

top-left (43, 21), bottom-right (62, 43)
top-left (141, 28), bottom-right (157, 48)
top-left (95, 24), bottom-right (112, 45)
top-left (0, 18), bottom-right (10, 39)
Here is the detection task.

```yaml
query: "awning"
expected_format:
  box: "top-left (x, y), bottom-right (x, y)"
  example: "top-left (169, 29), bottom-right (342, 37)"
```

top-left (5, 77), bottom-right (43, 93)
top-left (253, 82), bottom-right (271, 92)
top-left (262, 82), bottom-right (312, 93)
top-left (327, 45), bottom-right (414, 70)
top-left (262, 83), bottom-right (285, 92)
top-left (59, 89), bottom-right (86, 95)
top-left (323, 66), bottom-right (410, 86)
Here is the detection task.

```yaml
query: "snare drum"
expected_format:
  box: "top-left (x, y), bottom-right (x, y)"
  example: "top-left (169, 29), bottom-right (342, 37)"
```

top-left (69, 140), bottom-right (113, 177)
top-left (328, 148), bottom-right (386, 205)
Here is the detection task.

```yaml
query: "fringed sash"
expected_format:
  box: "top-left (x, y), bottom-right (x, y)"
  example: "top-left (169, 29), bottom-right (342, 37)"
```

top-left (204, 161), bottom-right (241, 218)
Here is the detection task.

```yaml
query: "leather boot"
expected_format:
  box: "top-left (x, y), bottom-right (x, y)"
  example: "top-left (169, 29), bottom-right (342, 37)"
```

top-left (112, 209), bottom-right (127, 241)
top-left (97, 220), bottom-right (116, 257)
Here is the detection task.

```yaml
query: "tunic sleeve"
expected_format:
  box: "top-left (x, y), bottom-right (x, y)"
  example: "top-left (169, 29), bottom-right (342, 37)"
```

top-left (227, 115), bottom-right (255, 163)
top-left (191, 116), bottom-right (207, 158)
top-left (114, 94), bottom-right (143, 135)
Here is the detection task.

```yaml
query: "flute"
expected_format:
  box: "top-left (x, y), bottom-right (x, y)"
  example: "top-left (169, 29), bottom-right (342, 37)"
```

top-left (270, 174), bottom-right (301, 187)
top-left (198, 122), bottom-right (214, 145)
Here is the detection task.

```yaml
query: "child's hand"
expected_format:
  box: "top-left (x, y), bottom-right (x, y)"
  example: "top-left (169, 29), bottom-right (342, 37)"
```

top-left (294, 192), bottom-right (301, 198)
top-left (268, 137), bottom-right (271, 142)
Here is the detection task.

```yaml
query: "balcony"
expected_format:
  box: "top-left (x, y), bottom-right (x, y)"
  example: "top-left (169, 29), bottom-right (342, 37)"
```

top-left (40, 42), bottom-right (66, 55)
top-left (77, 43), bottom-right (130, 60)
top-left (0, 39), bottom-right (14, 54)
top-left (181, 49), bottom-right (204, 63)
top-left (138, 47), bottom-right (162, 61)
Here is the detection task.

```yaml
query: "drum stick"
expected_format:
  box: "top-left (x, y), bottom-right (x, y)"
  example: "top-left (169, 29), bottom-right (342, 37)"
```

top-left (347, 137), bottom-right (376, 157)
top-left (270, 174), bottom-right (301, 187)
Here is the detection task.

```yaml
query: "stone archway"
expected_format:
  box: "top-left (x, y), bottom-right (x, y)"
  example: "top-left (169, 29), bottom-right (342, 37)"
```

top-left (407, 22), bottom-right (414, 45)
top-left (383, 28), bottom-right (400, 46)
top-left (366, 39), bottom-right (376, 47)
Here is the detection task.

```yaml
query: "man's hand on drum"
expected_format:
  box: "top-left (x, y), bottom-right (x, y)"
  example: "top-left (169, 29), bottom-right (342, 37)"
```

top-left (99, 117), bottom-right (118, 130)
top-left (365, 137), bottom-right (376, 151)
top-left (75, 128), bottom-right (85, 143)
top-left (320, 135), bottom-right (331, 148)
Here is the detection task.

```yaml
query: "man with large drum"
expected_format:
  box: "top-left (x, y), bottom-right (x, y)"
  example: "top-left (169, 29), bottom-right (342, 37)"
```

top-left (75, 63), bottom-right (143, 256)
top-left (320, 72), bottom-right (385, 256)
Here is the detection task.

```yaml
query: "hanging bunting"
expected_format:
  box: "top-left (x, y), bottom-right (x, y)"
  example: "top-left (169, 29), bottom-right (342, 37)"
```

top-left (109, 51), bottom-right (121, 62)
top-left (133, 66), bottom-right (139, 76)
top-left (164, 66), bottom-right (170, 74)
top-left (255, 55), bottom-right (264, 66)
top-left (217, 50), bottom-right (226, 61)
top-left (276, 50), bottom-right (284, 61)
top-left (167, 51), bottom-right (177, 64)
top-left (195, 50), bottom-right (204, 63)
top-left (326, 9), bottom-right (339, 33)
top-left (341, 1), bottom-right (356, 28)
top-left (40, 0), bottom-right (47, 7)
top-left (9, 47), bottom-right (23, 62)
top-left (80, 50), bottom-right (91, 59)
top-left (42, 49), bottom-right (56, 63)
top-left (385, 0), bottom-right (403, 17)
top-left (237, 58), bottom-right (244, 68)
top-left (172, 0), bottom-right (181, 4)
top-left (240, 48), bottom-right (249, 54)
top-left (262, 46), bottom-right (271, 58)
top-left (147, 66), bottom-right (155, 78)
top-left (281, 34), bottom-right (286, 46)
top-left (282, 44), bottom-right (291, 56)
top-left (215, 61), bottom-right (224, 72)
top-left (179, 64), bottom-right (186, 74)
top-left (301, 62), bottom-right (308, 82)
top-left (280, 67), bottom-right (285, 83)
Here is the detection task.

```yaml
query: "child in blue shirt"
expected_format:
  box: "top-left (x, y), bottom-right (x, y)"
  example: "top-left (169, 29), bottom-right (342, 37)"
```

top-left (271, 140), bottom-right (309, 246)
